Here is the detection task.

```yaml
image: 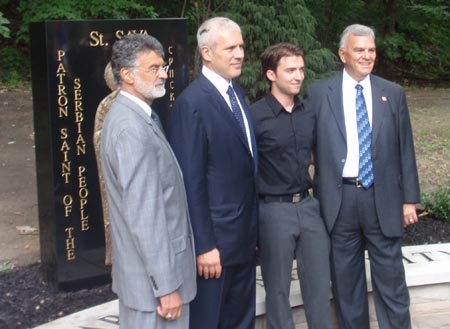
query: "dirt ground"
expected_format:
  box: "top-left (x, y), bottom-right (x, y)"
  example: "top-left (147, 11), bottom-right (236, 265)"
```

top-left (0, 86), bottom-right (449, 269)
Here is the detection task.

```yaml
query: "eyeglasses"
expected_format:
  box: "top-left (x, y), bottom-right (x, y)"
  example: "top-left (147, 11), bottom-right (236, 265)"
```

top-left (133, 65), bottom-right (169, 75)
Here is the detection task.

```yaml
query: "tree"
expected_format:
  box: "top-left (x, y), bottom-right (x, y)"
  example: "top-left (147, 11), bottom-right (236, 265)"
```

top-left (304, 0), bottom-right (450, 82)
top-left (0, 11), bottom-right (10, 38)
top-left (217, 0), bottom-right (336, 101)
top-left (16, 0), bottom-right (157, 43)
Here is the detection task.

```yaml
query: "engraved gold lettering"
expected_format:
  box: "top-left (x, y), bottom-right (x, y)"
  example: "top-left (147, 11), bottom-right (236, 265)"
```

top-left (78, 175), bottom-right (87, 188)
top-left (115, 29), bottom-right (149, 40)
top-left (58, 95), bottom-right (68, 107)
top-left (79, 187), bottom-right (89, 199)
top-left (78, 166), bottom-right (89, 231)
top-left (75, 111), bottom-right (84, 122)
top-left (60, 140), bottom-right (70, 152)
top-left (115, 30), bottom-right (124, 39)
top-left (60, 128), bottom-right (68, 139)
top-left (63, 194), bottom-right (73, 217)
top-left (89, 31), bottom-right (106, 47)
top-left (81, 220), bottom-right (89, 231)
top-left (57, 50), bottom-right (65, 61)
top-left (61, 162), bottom-right (71, 175)
top-left (56, 62), bottom-right (66, 73)
top-left (74, 100), bottom-right (83, 111)
top-left (65, 226), bottom-right (76, 260)
top-left (57, 84), bottom-right (67, 96)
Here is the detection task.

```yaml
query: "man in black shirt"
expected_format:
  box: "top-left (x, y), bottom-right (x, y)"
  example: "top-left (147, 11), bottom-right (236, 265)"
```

top-left (250, 43), bottom-right (332, 329)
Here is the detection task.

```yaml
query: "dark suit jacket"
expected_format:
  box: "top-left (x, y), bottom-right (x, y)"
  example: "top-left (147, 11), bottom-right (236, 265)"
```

top-left (304, 71), bottom-right (420, 237)
top-left (167, 74), bottom-right (258, 266)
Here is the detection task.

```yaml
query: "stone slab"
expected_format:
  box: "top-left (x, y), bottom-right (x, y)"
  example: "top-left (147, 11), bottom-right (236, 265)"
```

top-left (33, 243), bottom-right (450, 329)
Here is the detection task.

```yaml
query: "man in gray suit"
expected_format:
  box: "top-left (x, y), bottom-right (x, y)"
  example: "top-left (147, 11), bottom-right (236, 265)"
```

top-left (101, 34), bottom-right (196, 328)
top-left (303, 24), bottom-right (420, 328)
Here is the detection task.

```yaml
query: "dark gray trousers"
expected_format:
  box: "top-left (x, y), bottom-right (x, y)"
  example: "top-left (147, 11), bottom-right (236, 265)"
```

top-left (259, 195), bottom-right (333, 329)
top-left (330, 185), bottom-right (411, 329)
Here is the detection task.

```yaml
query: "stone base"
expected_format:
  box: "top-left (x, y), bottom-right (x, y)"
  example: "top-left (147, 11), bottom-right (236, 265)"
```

top-left (34, 243), bottom-right (450, 329)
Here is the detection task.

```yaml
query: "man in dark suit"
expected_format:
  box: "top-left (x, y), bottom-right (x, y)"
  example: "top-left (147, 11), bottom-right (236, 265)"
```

top-left (303, 24), bottom-right (420, 329)
top-left (101, 34), bottom-right (196, 328)
top-left (167, 17), bottom-right (258, 329)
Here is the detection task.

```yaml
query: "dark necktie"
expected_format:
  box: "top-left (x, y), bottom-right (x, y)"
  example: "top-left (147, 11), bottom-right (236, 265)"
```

top-left (151, 111), bottom-right (164, 134)
top-left (355, 84), bottom-right (374, 189)
top-left (226, 85), bottom-right (247, 137)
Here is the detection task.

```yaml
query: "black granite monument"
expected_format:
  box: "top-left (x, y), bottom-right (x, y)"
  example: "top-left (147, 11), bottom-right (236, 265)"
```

top-left (30, 19), bottom-right (188, 290)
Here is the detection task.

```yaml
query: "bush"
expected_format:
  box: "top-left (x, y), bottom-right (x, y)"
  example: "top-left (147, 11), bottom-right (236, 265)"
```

top-left (0, 47), bottom-right (30, 88)
top-left (422, 183), bottom-right (450, 223)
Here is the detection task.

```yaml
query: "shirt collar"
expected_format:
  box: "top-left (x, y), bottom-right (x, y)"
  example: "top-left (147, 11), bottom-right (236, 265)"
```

top-left (202, 65), bottom-right (234, 95)
top-left (343, 69), bottom-right (371, 90)
top-left (265, 93), bottom-right (302, 116)
top-left (120, 90), bottom-right (153, 118)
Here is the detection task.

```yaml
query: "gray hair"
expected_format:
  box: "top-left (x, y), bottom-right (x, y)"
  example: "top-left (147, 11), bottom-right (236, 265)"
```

top-left (110, 34), bottom-right (165, 84)
top-left (339, 24), bottom-right (375, 49)
top-left (197, 16), bottom-right (241, 51)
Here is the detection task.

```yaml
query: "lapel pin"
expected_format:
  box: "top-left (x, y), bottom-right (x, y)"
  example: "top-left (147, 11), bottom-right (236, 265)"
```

top-left (381, 96), bottom-right (387, 101)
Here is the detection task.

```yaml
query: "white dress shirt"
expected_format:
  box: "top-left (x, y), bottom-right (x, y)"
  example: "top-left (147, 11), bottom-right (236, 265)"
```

top-left (341, 69), bottom-right (373, 178)
top-left (120, 90), bottom-right (154, 118)
top-left (202, 66), bottom-right (253, 156)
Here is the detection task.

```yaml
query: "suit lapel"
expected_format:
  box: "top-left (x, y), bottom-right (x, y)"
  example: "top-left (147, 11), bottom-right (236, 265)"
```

top-left (327, 73), bottom-right (347, 142)
top-left (198, 75), bottom-right (253, 154)
top-left (370, 75), bottom-right (388, 145)
top-left (116, 94), bottom-right (166, 140)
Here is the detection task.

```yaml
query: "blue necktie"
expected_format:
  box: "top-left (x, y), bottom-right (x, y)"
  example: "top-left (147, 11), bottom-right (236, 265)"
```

top-left (227, 85), bottom-right (246, 137)
top-left (355, 84), bottom-right (374, 189)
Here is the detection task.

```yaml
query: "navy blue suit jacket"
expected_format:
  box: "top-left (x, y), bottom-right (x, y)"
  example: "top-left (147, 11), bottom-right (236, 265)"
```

top-left (167, 74), bottom-right (258, 266)
top-left (304, 72), bottom-right (420, 237)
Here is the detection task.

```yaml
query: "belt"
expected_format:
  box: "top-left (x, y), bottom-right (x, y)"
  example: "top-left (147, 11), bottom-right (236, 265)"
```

top-left (260, 191), bottom-right (309, 203)
top-left (342, 177), bottom-right (364, 188)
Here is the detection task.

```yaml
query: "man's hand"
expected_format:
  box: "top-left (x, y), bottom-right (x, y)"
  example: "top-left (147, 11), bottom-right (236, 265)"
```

top-left (197, 248), bottom-right (222, 279)
top-left (403, 203), bottom-right (418, 227)
top-left (157, 291), bottom-right (183, 321)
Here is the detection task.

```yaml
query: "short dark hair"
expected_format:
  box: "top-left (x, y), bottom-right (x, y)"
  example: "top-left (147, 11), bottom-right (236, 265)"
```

top-left (261, 43), bottom-right (304, 75)
top-left (110, 34), bottom-right (165, 85)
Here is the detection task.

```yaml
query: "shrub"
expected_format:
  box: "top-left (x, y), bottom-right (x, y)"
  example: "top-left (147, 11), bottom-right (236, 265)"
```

top-left (422, 183), bottom-right (450, 223)
top-left (0, 47), bottom-right (30, 88)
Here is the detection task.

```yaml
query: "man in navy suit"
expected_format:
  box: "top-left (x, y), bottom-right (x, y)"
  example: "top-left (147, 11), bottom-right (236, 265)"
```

top-left (167, 17), bottom-right (258, 329)
top-left (303, 24), bottom-right (420, 328)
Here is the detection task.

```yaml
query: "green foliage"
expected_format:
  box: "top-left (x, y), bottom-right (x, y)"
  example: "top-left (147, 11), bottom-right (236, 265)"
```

top-left (303, 0), bottom-right (450, 82)
top-left (16, 0), bottom-right (157, 44)
top-left (214, 0), bottom-right (337, 101)
top-left (0, 46), bottom-right (30, 88)
top-left (377, 3), bottom-right (450, 80)
top-left (0, 10), bottom-right (10, 38)
top-left (0, 261), bottom-right (14, 272)
top-left (422, 183), bottom-right (450, 223)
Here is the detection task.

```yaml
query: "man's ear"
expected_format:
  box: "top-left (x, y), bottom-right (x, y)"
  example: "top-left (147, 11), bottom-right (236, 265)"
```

top-left (200, 45), bottom-right (212, 63)
top-left (266, 70), bottom-right (276, 82)
top-left (338, 48), bottom-right (346, 64)
top-left (120, 67), bottom-right (134, 85)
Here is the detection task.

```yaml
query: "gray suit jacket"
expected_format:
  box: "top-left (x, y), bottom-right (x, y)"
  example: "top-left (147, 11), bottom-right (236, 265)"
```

top-left (101, 93), bottom-right (196, 311)
top-left (304, 72), bottom-right (420, 237)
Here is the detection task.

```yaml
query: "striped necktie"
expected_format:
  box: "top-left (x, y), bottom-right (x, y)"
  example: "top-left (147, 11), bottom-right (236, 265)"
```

top-left (355, 84), bottom-right (374, 189)
top-left (227, 85), bottom-right (246, 137)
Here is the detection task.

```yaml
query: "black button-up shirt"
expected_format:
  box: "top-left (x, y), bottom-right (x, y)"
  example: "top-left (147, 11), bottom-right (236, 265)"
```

top-left (249, 93), bottom-right (314, 196)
